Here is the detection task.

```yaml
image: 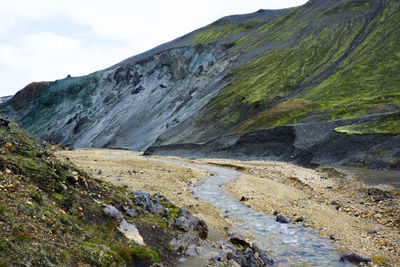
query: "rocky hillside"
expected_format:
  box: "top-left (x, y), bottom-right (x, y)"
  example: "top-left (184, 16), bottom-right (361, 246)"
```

top-left (0, 116), bottom-right (210, 266)
top-left (1, 0), bottom-right (400, 169)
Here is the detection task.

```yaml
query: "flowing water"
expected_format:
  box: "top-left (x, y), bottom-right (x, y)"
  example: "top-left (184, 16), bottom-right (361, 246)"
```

top-left (170, 160), bottom-right (352, 266)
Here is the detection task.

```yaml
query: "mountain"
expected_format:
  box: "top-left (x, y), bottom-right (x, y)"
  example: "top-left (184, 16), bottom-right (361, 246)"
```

top-left (1, 0), bottom-right (400, 169)
top-left (0, 96), bottom-right (12, 104)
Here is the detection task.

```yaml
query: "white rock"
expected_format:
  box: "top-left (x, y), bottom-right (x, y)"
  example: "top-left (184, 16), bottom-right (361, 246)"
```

top-left (118, 219), bottom-right (145, 245)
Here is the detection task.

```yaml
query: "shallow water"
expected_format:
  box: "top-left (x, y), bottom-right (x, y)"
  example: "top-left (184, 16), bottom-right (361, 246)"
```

top-left (104, 154), bottom-right (123, 158)
top-left (171, 160), bottom-right (352, 266)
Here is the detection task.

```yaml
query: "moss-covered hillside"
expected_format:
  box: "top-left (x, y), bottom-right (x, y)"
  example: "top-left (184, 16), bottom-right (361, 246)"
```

top-left (0, 116), bottom-right (185, 266)
top-left (194, 0), bottom-right (400, 135)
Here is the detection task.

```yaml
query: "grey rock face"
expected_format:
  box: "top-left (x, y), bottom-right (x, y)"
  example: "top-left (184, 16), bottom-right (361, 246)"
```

top-left (4, 42), bottom-right (234, 152)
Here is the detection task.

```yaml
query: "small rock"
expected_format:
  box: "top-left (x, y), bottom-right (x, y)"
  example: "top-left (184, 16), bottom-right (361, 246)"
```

top-left (240, 196), bottom-right (247, 202)
top-left (340, 254), bottom-right (372, 265)
top-left (59, 182), bottom-right (68, 192)
top-left (195, 246), bottom-right (206, 256)
top-left (5, 142), bottom-right (13, 149)
top-left (367, 230), bottom-right (377, 234)
top-left (122, 206), bottom-right (136, 217)
top-left (295, 217), bottom-right (304, 222)
top-left (228, 259), bottom-right (241, 267)
top-left (103, 204), bottom-right (124, 220)
top-left (218, 251), bottom-right (227, 261)
top-left (178, 257), bottom-right (186, 263)
top-left (329, 234), bottom-right (336, 240)
top-left (185, 244), bottom-right (197, 256)
top-left (273, 210), bottom-right (280, 216)
top-left (0, 118), bottom-right (10, 128)
top-left (383, 193), bottom-right (393, 199)
top-left (330, 200), bottom-right (338, 205)
top-left (368, 189), bottom-right (373, 196)
top-left (276, 215), bottom-right (291, 223)
top-left (230, 232), bottom-right (250, 247)
top-left (97, 170), bottom-right (102, 175)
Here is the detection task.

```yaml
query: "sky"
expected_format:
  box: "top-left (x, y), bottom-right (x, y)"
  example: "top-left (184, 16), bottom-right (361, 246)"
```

top-left (0, 0), bottom-right (308, 96)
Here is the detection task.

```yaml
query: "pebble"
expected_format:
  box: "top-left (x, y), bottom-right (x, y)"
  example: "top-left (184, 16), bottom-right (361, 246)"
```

top-left (276, 215), bottom-right (292, 223)
top-left (295, 217), bottom-right (304, 222)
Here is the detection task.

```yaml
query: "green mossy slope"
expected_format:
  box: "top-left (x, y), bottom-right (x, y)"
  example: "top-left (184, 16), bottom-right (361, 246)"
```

top-left (191, 0), bottom-right (400, 135)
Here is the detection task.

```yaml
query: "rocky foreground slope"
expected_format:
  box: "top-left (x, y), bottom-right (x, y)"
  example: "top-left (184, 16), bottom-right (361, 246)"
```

top-left (1, 0), bottom-right (400, 169)
top-left (0, 116), bottom-right (213, 266)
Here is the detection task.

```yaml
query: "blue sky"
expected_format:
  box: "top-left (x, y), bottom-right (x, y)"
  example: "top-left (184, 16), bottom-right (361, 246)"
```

top-left (0, 0), bottom-right (308, 96)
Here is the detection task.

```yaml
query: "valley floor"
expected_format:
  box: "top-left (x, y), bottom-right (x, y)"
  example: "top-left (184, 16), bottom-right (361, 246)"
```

top-left (57, 149), bottom-right (400, 266)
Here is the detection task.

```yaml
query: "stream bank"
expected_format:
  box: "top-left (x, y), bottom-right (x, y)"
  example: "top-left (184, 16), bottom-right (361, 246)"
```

top-left (57, 149), bottom-right (400, 266)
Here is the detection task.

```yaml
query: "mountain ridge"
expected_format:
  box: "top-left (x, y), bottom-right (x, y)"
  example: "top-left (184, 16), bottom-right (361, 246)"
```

top-left (1, 0), bottom-right (400, 169)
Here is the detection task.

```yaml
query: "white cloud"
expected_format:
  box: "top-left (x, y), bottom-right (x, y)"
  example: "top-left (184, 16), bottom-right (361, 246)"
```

top-left (0, 0), bottom-right (308, 96)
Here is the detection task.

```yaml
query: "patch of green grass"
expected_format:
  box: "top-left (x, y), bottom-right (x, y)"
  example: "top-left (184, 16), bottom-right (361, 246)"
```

top-left (0, 204), bottom-right (5, 217)
top-left (192, 18), bottom-right (264, 45)
top-left (335, 112), bottom-right (400, 135)
top-left (114, 245), bottom-right (160, 264)
top-left (52, 193), bottom-right (67, 206)
top-left (321, 0), bottom-right (375, 16)
top-left (0, 241), bottom-right (8, 251)
top-left (160, 200), bottom-right (180, 220)
top-left (30, 191), bottom-right (43, 204)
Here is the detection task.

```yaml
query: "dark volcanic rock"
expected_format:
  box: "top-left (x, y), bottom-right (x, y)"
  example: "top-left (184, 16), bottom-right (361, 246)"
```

top-left (229, 232), bottom-right (250, 247)
top-left (210, 240), bottom-right (273, 267)
top-left (340, 253), bottom-right (372, 265)
top-left (0, 118), bottom-right (10, 128)
top-left (276, 215), bottom-right (292, 223)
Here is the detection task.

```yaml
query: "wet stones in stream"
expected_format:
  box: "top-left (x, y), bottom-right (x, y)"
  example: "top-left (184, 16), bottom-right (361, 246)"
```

top-left (276, 215), bottom-right (292, 223)
top-left (207, 230), bottom-right (273, 267)
top-left (132, 190), bottom-right (210, 258)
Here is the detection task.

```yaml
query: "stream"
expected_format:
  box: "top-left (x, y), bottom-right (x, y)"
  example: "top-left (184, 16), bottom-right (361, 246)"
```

top-left (170, 160), bottom-right (352, 266)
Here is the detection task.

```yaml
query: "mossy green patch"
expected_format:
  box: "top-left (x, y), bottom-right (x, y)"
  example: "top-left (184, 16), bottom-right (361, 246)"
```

top-left (335, 112), bottom-right (400, 135)
top-left (114, 245), bottom-right (160, 264)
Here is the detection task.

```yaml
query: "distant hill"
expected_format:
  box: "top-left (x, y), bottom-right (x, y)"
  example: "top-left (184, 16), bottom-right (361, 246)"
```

top-left (2, 0), bottom-right (400, 169)
top-left (0, 95), bottom-right (12, 104)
